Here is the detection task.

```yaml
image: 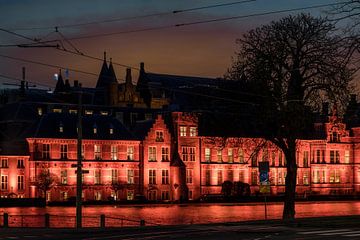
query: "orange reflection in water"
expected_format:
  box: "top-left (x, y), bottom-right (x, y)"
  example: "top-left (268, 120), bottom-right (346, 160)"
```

top-left (0, 201), bottom-right (360, 227)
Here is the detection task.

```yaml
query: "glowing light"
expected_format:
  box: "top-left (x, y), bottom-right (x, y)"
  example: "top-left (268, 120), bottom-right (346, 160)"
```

top-left (54, 73), bottom-right (58, 80)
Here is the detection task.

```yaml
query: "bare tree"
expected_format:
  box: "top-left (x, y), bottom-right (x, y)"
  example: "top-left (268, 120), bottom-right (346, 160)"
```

top-left (34, 167), bottom-right (58, 200)
top-left (227, 14), bottom-right (354, 220)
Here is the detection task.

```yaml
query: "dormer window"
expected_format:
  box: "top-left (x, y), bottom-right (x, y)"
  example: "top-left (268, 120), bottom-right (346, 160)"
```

top-left (59, 122), bottom-right (64, 133)
top-left (69, 109), bottom-right (77, 114)
top-left (156, 131), bottom-right (164, 142)
top-left (100, 111), bottom-right (108, 116)
top-left (190, 127), bottom-right (197, 137)
top-left (53, 108), bottom-right (62, 113)
top-left (331, 132), bottom-right (339, 142)
top-left (109, 124), bottom-right (114, 135)
top-left (37, 107), bottom-right (43, 116)
top-left (180, 126), bottom-right (187, 137)
top-left (93, 123), bottom-right (97, 134)
top-left (85, 110), bottom-right (93, 115)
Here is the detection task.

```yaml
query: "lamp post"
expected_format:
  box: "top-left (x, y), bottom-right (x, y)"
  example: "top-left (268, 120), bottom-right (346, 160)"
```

top-left (76, 90), bottom-right (83, 229)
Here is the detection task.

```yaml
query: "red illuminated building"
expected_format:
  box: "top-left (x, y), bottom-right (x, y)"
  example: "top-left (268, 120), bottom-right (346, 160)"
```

top-left (1, 57), bottom-right (360, 202)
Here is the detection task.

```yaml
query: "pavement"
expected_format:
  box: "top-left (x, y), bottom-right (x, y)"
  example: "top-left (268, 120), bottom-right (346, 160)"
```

top-left (1, 215), bottom-right (360, 239)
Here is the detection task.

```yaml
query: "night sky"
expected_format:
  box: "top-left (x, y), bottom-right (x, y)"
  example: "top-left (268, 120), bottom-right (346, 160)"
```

top-left (0, 0), bottom-right (339, 89)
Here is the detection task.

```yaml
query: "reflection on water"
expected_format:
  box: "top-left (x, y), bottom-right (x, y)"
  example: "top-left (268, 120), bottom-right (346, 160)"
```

top-left (1, 201), bottom-right (360, 226)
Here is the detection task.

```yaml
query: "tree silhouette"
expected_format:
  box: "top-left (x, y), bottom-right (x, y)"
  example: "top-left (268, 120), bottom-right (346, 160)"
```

top-left (227, 14), bottom-right (354, 220)
top-left (34, 167), bottom-right (58, 200)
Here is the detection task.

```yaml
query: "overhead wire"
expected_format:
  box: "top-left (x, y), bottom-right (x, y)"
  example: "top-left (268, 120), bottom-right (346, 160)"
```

top-left (8, 0), bottom-right (255, 31)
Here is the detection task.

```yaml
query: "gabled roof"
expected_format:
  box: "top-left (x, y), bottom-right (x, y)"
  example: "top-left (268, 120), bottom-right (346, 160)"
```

top-left (32, 112), bottom-right (136, 140)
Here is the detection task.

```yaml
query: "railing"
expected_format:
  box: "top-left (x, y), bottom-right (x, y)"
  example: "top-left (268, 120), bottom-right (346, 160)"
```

top-left (1, 213), bottom-right (159, 228)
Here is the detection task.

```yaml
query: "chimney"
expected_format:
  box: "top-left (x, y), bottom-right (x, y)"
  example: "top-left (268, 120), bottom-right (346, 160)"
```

top-left (140, 62), bottom-right (145, 73)
top-left (126, 68), bottom-right (132, 84)
top-left (322, 102), bottom-right (329, 116)
top-left (74, 80), bottom-right (79, 88)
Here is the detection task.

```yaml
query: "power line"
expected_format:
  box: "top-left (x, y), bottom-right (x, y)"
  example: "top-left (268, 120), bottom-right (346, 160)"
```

top-left (9, 0), bottom-right (255, 31)
top-left (62, 2), bottom-right (345, 41)
top-left (0, 28), bottom-right (138, 70)
top-left (0, 53), bottom-right (102, 78)
top-left (0, 73), bottom-right (53, 89)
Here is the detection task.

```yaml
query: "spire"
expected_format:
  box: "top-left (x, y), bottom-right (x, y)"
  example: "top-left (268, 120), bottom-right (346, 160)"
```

top-left (95, 51), bottom-right (109, 88)
top-left (108, 57), bottom-right (118, 84)
top-left (54, 69), bottom-right (65, 93)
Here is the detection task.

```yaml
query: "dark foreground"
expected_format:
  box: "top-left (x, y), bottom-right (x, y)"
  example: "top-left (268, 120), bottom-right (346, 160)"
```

top-left (2, 215), bottom-right (360, 240)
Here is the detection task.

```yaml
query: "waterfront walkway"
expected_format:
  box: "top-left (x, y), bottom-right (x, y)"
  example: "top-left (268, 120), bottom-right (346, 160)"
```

top-left (1, 215), bottom-right (360, 239)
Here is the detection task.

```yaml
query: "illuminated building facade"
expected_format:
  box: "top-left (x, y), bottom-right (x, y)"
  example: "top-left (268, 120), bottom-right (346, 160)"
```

top-left (1, 58), bottom-right (360, 201)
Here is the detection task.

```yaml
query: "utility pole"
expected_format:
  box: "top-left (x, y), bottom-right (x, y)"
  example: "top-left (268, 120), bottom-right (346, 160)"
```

top-left (76, 90), bottom-right (83, 229)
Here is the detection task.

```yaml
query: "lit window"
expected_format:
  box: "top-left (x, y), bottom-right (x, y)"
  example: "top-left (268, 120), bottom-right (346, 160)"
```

top-left (94, 169), bottom-right (101, 184)
top-left (303, 172), bottom-right (309, 185)
top-left (60, 144), bottom-right (68, 159)
top-left (93, 124), bottom-right (97, 134)
top-left (148, 147), bottom-right (156, 161)
top-left (149, 169), bottom-right (156, 184)
top-left (162, 169), bottom-right (169, 184)
top-left (42, 144), bottom-right (50, 159)
top-left (127, 146), bottom-right (134, 160)
top-left (190, 127), bottom-right (197, 137)
top-left (182, 147), bottom-right (195, 162)
top-left (127, 190), bottom-right (134, 200)
top-left (205, 148), bottom-right (211, 162)
top-left (238, 148), bottom-right (244, 163)
top-left (345, 150), bottom-right (350, 164)
top-left (111, 145), bottom-right (117, 160)
top-left (303, 151), bottom-right (309, 167)
top-left (127, 169), bottom-right (134, 184)
top-left (180, 126), bottom-right (187, 137)
top-left (69, 109), bottom-right (77, 114)
top-left (161, 147), bottom-right (169, 161)
top-left (17, 159), bottom-right (24, 168)
top-left (217, 150), bottom-right (222, 162)
top-left (61, 169), bottom-right (67, 184)
top-left (53, 108), bottom-right (62, 113)
top-left (228, 148), bottom-right (233, 163)
top-left (156, 131), bottom-right (164, 142)
top-left (100, 111), bottom-right (108, 115)
top-left (111, 169), bottom-right (118, 184)
top-left (85, 110), bottom-right (93, 115)
top-left (109, 128), bottom-right (113, 135)
top-left (37, 107), bottom-right (43, 116)
top-left (94, 145), bottom-right (101, 160)
top-left (1, 175), bottom-right (8, 190)
top-left (59, 123), bottom-right (64, 133)
top-left (1, 158), bottom-right (8, 168)
top-left (61, 191), bottom-right (68, 201)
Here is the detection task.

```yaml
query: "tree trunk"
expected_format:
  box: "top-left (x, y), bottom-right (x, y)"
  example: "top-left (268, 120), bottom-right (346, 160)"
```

top-left (282, 141), bottom-right (297, 220)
